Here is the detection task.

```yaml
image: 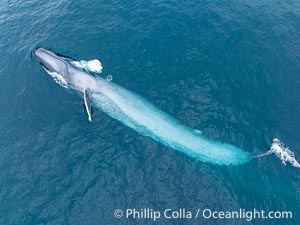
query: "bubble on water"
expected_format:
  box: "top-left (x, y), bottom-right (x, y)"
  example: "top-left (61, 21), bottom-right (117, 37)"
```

top-left (106, 75), bottom-right (113, 81)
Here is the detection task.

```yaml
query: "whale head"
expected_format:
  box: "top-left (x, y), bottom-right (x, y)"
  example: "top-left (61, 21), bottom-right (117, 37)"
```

top-left (34, 48), bottom-right (96, 121)
top-left (34, 48), bottom-right (73, 89)
top-left (34, 48), bottom-right (68, 74)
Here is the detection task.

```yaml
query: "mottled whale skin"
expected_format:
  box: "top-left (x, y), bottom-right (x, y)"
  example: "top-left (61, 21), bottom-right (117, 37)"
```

top-left (34, 48), bottom-right (250, 165)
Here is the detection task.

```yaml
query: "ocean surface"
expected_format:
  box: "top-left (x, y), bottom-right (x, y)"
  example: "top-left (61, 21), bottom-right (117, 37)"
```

top-left (1, 0), bottom-right (300, 224)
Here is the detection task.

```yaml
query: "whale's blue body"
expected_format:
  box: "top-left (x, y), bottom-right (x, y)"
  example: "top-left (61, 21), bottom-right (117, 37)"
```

top-left (34, 48), bottom-right (250, 165)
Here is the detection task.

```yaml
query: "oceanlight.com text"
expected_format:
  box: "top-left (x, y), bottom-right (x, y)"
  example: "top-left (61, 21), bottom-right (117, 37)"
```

top-left (114, 208), bottom-right (293, 222)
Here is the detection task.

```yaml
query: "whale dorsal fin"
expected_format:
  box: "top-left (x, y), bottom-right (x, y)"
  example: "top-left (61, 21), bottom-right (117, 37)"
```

top-left (83, 89), bottom-right (92, 122)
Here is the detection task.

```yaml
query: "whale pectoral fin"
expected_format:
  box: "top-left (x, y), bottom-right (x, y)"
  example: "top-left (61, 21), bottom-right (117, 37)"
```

top-left (83, 89), bottom-right (92, 122)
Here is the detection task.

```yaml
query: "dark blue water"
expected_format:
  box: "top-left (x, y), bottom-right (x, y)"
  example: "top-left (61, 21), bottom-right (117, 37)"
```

top-left (1, 1), bottom-right (300, 224)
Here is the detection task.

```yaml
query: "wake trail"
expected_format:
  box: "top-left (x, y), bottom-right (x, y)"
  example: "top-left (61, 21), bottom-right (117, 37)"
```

top-left (254, 138), bottom-right (300, 168)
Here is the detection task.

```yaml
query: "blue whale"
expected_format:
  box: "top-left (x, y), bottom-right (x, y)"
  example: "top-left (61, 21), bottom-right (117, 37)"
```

top-left (34, 48), bottom-right (250, 165)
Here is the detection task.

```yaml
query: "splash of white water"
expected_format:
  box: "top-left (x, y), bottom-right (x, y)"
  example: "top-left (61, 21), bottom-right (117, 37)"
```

top-left (267, 138), bottom-right (300, 168)
top-left (72, 59), bottom-right (103, 73)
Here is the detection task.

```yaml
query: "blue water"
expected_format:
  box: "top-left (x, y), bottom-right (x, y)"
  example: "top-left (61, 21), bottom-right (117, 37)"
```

top-left (1, 1), bottom-right (300, 225)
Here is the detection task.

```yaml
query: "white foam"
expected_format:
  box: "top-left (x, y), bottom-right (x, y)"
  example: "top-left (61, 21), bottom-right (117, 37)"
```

top-left (44, 68), bottom-right (69, 89)
top-left (268, 138), bottom-right (300, 168)
top-left (72, 59), bottom-right (103, 73)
